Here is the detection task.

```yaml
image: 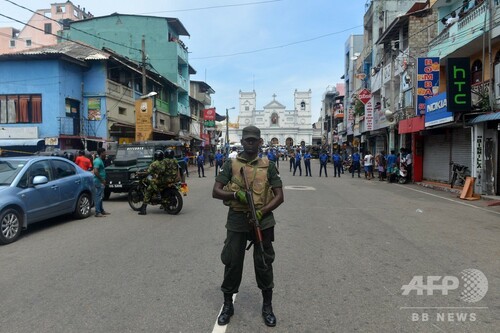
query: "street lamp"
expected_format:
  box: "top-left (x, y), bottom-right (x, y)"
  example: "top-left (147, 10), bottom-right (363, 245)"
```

top-left (225, 107), bottom-right (235, 156)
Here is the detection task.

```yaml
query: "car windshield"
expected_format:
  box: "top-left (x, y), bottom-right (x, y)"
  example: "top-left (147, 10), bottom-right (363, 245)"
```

top-left (0, 159), bottom-right (28, 185)
top-left (115, 146), bottom-right (155, 159)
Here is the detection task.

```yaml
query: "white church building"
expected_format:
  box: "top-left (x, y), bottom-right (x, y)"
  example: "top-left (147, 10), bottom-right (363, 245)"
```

top-left (229, 90), bottom-right (313, 147)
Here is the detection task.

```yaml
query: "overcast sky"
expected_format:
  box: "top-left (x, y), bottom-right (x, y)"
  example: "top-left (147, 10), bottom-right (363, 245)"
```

top-left (2, 0), bottom-right (366, 122)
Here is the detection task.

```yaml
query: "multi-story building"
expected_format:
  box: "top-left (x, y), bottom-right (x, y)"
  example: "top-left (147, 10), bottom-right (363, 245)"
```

top-left (62, 13), bottom-right (192, 136)
top-left (0, 1), bottom-right (93, 54)
top-left (0, 41), bottom-right (178, 153)
top-left (343, 34), bottom-right (364, 147)
top-left (427, 0), bottom-right (500, 195)
top-left (188, 80), bottom-right (215, 149)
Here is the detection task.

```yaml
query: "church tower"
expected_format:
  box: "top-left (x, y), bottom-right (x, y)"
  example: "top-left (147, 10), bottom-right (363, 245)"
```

top-left (294, 89), bottom-right (312, 129)
top-left (238, 90), bottom-right (256, 126)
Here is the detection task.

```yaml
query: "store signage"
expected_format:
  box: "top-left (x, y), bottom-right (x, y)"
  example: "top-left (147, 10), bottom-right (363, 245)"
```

top-left (358, 89), bottom-right (372, 105)
top-left (203, 108), bottom-right (216, 127)
top-left (135, 99), bottom-right (153, 142)
top-left (446, 58), bottom-right (471, 112)
top-left (425, 92), bottom-right (453, 127)
top-left (416, 57), bottom-right (440, 116)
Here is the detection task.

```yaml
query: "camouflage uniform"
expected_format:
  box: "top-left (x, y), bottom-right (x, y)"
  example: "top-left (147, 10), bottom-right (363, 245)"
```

top-left (143, 160), bottom-right (167, 204)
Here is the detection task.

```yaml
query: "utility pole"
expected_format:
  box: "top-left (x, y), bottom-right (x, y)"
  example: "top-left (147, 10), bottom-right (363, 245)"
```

top-left (389, 44), bottom-right (396, 152)
top-left (142, 35), bottom-right (147, 95)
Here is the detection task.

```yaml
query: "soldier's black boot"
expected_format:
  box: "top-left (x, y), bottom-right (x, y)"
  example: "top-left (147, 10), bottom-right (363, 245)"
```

top-left (138, 204), bottom-right (147, 215)
top-left (217, 293), bottom-right (234, 326)
top-left (262, 289), bottom-right (276, 327)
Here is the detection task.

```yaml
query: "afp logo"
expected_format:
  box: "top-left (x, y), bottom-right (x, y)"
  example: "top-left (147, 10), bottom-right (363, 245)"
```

top-left (401, 269), bottom-right (488, 303)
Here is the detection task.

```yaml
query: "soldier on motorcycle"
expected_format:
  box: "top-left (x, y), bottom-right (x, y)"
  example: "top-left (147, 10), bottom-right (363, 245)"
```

top-left (138, 150), bottom-right (168, 215)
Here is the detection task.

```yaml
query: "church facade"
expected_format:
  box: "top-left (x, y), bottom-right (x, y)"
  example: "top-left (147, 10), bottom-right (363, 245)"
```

top-left (231, 90), bottom-right (313, 147)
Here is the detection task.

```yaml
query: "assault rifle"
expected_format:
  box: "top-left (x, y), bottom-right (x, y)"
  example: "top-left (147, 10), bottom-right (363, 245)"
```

top-left (240, 167), bottom-right (267, 268)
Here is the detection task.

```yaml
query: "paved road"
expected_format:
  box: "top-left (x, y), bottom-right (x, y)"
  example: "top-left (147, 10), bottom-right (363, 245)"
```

top-left (1, 160), bottom-right (499, 333)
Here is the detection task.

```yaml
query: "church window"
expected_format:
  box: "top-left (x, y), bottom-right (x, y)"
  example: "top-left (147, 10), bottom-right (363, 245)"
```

top-left (300, 101), bottom-right (305, 110)
top-left (271, 113), bottom-right (278, 125)
top-left (245, 106), bottom-right (249, 111)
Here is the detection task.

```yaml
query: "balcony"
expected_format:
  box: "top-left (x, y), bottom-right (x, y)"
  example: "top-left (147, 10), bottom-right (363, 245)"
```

top-left (177, 73), bottom-right (188, 92)
top-left (195, 92), bottom-right (212, 106)
top-left (428, 1), bottom-right (489, 58)
top-left (177, 102), bottom-right (189, 117)
top-left (106, 80), bottom-right (134, 104)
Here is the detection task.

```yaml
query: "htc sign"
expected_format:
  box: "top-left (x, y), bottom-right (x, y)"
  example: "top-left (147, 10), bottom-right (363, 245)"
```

top-left (446, 58), bottom-right (471, 112)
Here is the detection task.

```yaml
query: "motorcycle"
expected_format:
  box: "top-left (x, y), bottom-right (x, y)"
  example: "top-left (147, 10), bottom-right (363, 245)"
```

top-left (393, 162), bottom-right (408, 184)
top-left (128, 172), bottom-right (187, 215)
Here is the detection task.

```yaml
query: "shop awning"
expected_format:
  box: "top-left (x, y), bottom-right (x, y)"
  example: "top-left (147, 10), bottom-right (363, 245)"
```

top-left (0, 138), bottom-right (44, 147)
top-left (468, 112), bottom-right (500, 125)
top-left (398, 116), bottom-right (425, 134)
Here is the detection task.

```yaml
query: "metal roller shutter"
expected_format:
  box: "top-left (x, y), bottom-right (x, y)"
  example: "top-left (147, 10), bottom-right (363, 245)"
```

top-left (451, 127), bottom-right (472, 169)
top-left (423, 133), bottom-right (451, 181)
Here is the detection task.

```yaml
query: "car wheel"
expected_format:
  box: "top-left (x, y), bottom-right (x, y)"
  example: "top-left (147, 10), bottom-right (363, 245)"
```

top-left (0, 208), bottom-right (22, 245)
top-left (73, 193), bottom-right (92, 219)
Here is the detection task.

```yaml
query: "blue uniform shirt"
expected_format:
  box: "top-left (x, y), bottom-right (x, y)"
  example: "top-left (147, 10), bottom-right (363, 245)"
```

top-left (319, 153), bottom-right (328, 163)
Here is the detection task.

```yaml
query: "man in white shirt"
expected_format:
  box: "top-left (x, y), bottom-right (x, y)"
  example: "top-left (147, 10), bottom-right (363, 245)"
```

top-left (363, 151), bottom-right (374, 180)
top-left (228, 146), bottom-right (238, 159)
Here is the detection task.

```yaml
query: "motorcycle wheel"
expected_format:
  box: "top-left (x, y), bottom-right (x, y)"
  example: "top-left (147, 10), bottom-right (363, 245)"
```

top-left (450, 173), bottom-right (457, 188)
top-left (128, 186), bottom-right (144, 211)
top-left (398, 176), bottom-right (407, 184)
top-left (162, 188), bottom-right (183, 215)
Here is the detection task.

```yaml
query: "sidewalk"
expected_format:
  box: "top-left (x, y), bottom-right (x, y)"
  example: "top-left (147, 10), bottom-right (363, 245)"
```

top-left (415, 180), bottom-right (500, 205)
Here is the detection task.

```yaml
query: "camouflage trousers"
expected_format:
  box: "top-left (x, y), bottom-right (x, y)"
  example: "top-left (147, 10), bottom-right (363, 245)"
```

top-left (143, 181), bottom-right (163, 204)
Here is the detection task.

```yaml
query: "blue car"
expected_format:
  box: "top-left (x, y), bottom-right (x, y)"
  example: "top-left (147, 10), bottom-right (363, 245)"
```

top-left (0, 156), bottom-right (95, 245)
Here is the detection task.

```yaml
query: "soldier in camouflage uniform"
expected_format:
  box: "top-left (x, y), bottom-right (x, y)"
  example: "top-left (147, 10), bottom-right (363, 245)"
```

top-left (139, 150), bottom-right (167, 215)
top-left (212, 125), bottom-right (284, 327)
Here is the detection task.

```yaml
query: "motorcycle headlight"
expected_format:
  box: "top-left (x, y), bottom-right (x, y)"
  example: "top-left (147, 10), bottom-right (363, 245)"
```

top-left (130, 172), bottom-right (136, 180)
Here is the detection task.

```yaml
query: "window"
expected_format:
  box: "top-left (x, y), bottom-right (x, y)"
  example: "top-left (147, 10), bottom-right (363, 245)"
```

top-left (0, 94), bottom-right (42, 124)
top-left (300, 101), bottom-right (306, 110)
top-left (118, 107), bottom-right (126, 115)
top-left (9, 40), bottom-right (15, 47)
top-left (25, 39), bottom-right (32, 47)
top-left (52, 160), bottom-right (76, 179)
top-left (56, 5), bottom-right (65, 13)
top-left (29, 161), bottom-right (52, 184)
top-left (245, 106), bottom-right (249, 111)
top-left (471, 60), bottom-right (482, 84)
top-left (44, 23), bottom-right (52, 35)
top-left (160, 119), bottom-right (165, 126)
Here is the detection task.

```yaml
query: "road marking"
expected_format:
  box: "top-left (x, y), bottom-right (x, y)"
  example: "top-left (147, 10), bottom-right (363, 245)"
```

top-left (284, 185), bottom-right (315, 190)
top-left (211, 294), bottom-right (237, 333)
top-left (399, 185), bottom-right (500, 216)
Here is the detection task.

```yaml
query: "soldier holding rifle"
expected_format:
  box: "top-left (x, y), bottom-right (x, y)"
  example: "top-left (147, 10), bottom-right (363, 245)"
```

top-left (212, 125), bottom-right (284, 327)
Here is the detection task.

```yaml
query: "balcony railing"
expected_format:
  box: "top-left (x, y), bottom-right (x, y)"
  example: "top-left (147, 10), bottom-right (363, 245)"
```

top-left (58, 116), bottom-right (98, 137)
top-left (107, 80), bottom-right (134, 103)
top-left (428, 1), bottom-right (488, 57)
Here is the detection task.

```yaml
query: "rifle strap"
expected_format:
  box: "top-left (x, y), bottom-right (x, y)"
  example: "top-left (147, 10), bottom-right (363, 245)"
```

top-left (246, 241), bottom-right (254, 250)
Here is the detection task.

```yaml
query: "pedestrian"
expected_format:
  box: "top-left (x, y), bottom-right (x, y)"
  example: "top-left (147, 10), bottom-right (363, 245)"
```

top-left (319, 150), bottom-right (328, 177)
top-left (289, 149), bottom-right (295, 172)
top-left (351, 149), bottom-right (361, 178)
top-left (303, 150), bottom-right (312, 176)
top-left (267, 149), bottom-right (279, 169)
top-left (215, 149), bottom-right (224, 176)
top-left (332, 151), bottom-right (342, 177)
top-left (386, 149), bottom-right (397, 182)
top-left (212, 125), bottom-right (284, 327)
top-left (197, 151), bottom-right (206, 177)
top-left (93, 147), bottom-right (110, 217)
top-left (228, 146), bottom-right (238, 159)
top-left (293, 148), bottom-right (302, 176)
top-left (364, 151), bottom-right (374, 180)
top-left (183, 154), bottom-right (189, 178)
top-left (376, 151), bottom-right (387, 181)
top-left (75, 149), bottom-right (92, 171)
top-left (209, 151), bottom-right (215, 167)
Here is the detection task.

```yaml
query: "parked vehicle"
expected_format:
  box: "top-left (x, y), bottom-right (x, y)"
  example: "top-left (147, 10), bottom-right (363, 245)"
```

top-left (0, 156), bottom-right (94, 245)
top-left (104, 140), bottom-right (185, 200)
top-left (127, 171), bottom-right (185, 215)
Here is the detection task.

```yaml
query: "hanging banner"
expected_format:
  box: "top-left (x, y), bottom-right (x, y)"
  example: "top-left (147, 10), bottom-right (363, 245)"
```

top-left (203, 108), bottom-right (216, 127)
top-left (446, 57), bottom-right (471, 112)
top-left (416, 57), bottom-right (440, 116)
top-left (365, 99), bottom-right (374, 131)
